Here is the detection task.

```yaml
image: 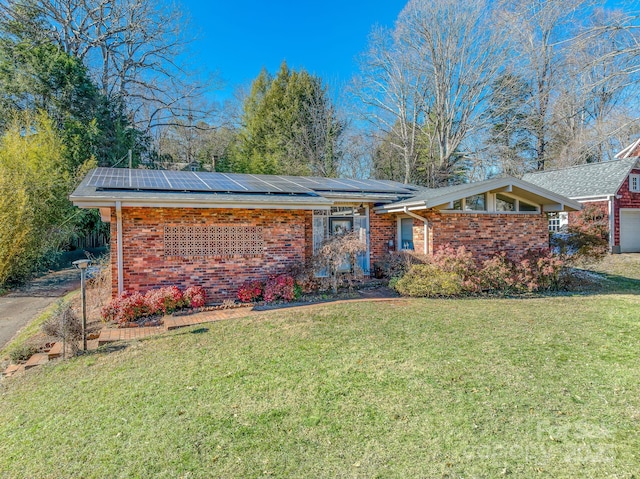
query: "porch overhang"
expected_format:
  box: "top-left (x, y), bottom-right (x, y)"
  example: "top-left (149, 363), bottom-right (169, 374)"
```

top-left (374, 177), bottom-right (582, 214)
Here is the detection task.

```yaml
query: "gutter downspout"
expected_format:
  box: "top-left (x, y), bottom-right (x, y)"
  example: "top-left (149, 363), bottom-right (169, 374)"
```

top-left (608, 195), bottom-right (616, 253)
top-left (116, 201), bottom-right (124, 294)
top-left (403, 207), bottom-right (429, 255)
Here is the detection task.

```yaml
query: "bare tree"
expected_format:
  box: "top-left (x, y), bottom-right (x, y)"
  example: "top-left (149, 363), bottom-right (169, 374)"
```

top-left (2, 0), bottom-right (215, 131)
top-left (354, 25), bottom-right (427, 184)
top-left (552, 6), bottom-right (640, 164)
top-left (499, 0), bottom-right (593, 170)
top-left (355, 0), bottom-right (509, 186)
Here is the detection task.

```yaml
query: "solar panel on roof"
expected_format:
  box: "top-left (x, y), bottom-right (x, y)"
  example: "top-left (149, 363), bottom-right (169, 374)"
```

top-left (86, 167), bottom-right (414, 196)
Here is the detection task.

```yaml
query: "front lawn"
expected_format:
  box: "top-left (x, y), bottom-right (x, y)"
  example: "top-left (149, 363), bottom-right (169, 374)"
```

top-left (0, 293), bottom-right (638, 477)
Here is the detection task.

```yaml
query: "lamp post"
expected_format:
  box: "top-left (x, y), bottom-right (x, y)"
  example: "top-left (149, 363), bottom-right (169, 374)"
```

top-left (72, 259), bottom-right (91, 351)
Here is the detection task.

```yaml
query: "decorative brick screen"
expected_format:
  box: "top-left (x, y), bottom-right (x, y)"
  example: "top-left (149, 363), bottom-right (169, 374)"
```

top-left (164, 225), bottom-right (264, 257)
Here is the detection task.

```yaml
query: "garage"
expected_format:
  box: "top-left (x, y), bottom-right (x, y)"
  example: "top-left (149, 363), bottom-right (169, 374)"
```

top-left (620, 209), bottom-right (640, 253)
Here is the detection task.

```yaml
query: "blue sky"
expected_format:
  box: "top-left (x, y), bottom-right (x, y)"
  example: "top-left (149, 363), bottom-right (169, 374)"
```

top-left (183, 0), bottom-right (407, 99)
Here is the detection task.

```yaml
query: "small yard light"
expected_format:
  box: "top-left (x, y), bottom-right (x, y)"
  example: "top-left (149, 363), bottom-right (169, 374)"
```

top-left (72, 259), bottom-right (91, 351)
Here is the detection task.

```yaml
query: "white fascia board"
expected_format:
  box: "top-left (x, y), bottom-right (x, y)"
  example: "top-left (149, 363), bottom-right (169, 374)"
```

top-left (374, 201), bottom-right (426, 213)
top-left (71, 199), bottom-right (331, 210)
top-left (571, 195), bottom-right (611, 202)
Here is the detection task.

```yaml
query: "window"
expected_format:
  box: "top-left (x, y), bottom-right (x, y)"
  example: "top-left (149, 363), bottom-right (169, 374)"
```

top-left (400, 218), bottom-right (414, 250)
top-left (630, 174), bottom-right (640, 193)
top-left (519, 201), bottom-right (538, 212)
top-left (548, 212), bottom-right (568, 232)
top-left (495, 194), bottom-right (515, 212)
top-left (465, 194), bottom-right (485, 211)
top-left (450, 195), bottom-right (485, 211)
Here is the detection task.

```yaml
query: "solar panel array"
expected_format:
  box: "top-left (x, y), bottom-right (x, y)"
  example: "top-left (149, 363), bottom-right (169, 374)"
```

top-left (87, 168), bottom-right (415, 195)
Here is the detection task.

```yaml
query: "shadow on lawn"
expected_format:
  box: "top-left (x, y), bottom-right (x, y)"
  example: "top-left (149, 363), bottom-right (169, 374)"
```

top-left (190, 327), bottom-right (209, 334)
top-left (588, 272), bottom-right (640, 294)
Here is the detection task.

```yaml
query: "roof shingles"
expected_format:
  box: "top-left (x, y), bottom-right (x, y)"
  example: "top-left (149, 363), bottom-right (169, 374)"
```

top-left (522, 158), bottom-right (638, 198)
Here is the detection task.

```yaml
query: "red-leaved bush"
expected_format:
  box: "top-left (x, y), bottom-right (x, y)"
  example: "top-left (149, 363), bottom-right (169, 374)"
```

top-left (100, 291), bottom-right (149, 325)
top-left (237, 275), bottom-right (298, 303)
top-left (237, 280), bottom-right (264, 303)
top-left (264, 274), bottom-right (296, 303)
top-left (393, 245), bottom-right (565, 297)
top-left (145, 286), bottom-right (185, 314)
top-left (101, 285), bottom-right (208, 326)
top-left (184, 286), bottom-right (207, 308)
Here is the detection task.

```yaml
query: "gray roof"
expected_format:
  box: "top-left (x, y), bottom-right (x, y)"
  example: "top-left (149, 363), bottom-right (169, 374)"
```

top-left (522, 158), bottom-right (638, 198)
top-left (70, 168), bottom-right (414, 209)
top-left (71, 168), bottom-right (581, 212)
top-left (379, 176), bottom-right (582, 212)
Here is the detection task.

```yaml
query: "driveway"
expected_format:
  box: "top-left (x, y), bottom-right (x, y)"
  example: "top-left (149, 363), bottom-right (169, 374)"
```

top-left (0, 269), bottom-right (80, 350)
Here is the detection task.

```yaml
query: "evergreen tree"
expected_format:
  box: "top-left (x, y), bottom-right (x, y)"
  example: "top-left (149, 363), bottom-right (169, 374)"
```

top-left (230, 62), bottom-right (344, 176)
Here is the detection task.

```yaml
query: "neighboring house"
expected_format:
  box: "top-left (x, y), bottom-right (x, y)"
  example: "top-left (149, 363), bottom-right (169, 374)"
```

top-left (70, 168), bottom-right (580, 300)
top-left (523, 152), bottom-right (640, 253)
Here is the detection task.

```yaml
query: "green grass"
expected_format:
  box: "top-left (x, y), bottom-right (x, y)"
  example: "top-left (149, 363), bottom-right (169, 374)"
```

top-left (0, 291), bottom-right (78, 361)
top-left (0, 293), bottom-right (638, 478)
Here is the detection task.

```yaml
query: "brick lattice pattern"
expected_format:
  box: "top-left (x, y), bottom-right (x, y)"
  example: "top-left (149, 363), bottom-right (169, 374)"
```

top-left (111, 207), bottom-right (310, 300)
top-left (164, 225), bottom-right (264, 257)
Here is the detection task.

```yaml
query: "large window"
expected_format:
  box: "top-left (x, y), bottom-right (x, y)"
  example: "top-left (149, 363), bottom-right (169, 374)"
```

top-left (399, 218), bottom-right (414, 250)
top-left (496, 194), bottom-right (538, 213)
top-left (465, 194), bottom-right (486, 211)
top-left (495, 193), bottom-right (515, 212)
top-left (451, 194), bottom-right (486, 211)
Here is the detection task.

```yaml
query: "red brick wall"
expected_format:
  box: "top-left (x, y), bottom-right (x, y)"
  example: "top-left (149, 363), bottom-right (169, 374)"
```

top-left (369, 209), bottom-right (395, 265)
top-left (614, 169), bottom-right (640, 246)
top-left (110, 207), bottom-right (309, 300)
top-left (421, 211), bottom-right (549, 260)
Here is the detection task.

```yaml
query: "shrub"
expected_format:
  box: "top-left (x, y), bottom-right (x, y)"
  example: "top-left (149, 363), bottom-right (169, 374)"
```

top-left (373, 251), bottom-right (428, 279)
top-left (313, 231), bottom-right (368, 293)
top-left (101, 285), bottom-right (203, 325)
top-left (9, 344), bottom-right (39, 363)
top-left (100, 291), bottom-right (149, 325)
top-left (552, 205), bottom-right (609, 262)
top-left (41, 300), bottom-right (83, 354)
top-left (184, 286), bottom-right (207, 308)
top-left (394, 264), bottom-right (463, 297)
top-left (392, 246), bottom-right (566, 297)
top-left (237, 280), bottom-right (264, 303)
top-left (145, 286), bottom-right (185, 314)
top-left (263, 274), bottom-right (297, 303)
top-left (479, 253), bottom-right (518, 293)
top-left (285, 260), bottom-right (322, 293)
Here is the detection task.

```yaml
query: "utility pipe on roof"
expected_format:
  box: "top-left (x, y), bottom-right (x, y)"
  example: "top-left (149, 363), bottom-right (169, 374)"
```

top-left (403, 207), bottom-right (429, 255)
top-left (116, 201), bottom-right (124, 295)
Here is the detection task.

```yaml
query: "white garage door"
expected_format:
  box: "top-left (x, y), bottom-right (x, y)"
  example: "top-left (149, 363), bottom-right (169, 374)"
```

top-left (620, 209), bottom-right (640, 253)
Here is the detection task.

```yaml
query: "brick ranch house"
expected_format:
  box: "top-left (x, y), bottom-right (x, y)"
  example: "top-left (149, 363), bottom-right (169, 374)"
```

top-left (523, 142), bottom-right (640, 253)
top-left (70, 168), bottom-right (580, 300)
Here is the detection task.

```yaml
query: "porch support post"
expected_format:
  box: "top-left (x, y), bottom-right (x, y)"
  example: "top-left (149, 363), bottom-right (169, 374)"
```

top-left (403, 207), bottom-right (428, 255)
top-left (116, 201), bottom-right (124, 295)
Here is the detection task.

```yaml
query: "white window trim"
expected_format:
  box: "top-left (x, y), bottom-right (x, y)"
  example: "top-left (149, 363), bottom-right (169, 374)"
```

top-left (397, 215), bottom-right (414, 251)
top-left (629, 174), bottom-right (640, 193)
top-left (441, 192), bottom-right (540, 214)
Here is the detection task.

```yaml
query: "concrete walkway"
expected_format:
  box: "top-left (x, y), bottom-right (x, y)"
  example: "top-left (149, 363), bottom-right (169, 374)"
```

top-left (0, 269), bottom-right (80, 350)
